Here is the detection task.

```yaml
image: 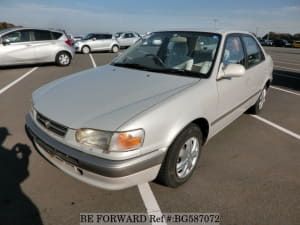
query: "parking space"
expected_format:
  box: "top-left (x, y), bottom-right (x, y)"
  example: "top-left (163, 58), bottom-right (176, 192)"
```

top-left (0, 67), bottom-right (35, 90)
top-left (0, 47), bottom-right (299, 225)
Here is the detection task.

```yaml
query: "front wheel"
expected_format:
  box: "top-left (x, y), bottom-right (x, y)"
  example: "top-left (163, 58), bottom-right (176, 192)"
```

top-left (157, 123), bottom-right (202, 188)
top-left (55, 52), bottom-right (71, 66)
top-left (249, 86), bottom-right (267, 114)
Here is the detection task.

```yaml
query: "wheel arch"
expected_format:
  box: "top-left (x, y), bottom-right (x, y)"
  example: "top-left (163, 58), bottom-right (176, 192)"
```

top-left (167, 117), bottom-right (210, 149)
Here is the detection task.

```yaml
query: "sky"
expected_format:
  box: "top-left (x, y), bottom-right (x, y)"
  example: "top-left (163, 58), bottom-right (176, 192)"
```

top-left (0, 0), bottom-right (300, 36)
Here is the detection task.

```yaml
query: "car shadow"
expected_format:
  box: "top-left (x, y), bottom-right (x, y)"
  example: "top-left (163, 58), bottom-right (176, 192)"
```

top-left (272, 69), bottom-right (300, 92)
top-left (0, 127), bottom-right (43, 225)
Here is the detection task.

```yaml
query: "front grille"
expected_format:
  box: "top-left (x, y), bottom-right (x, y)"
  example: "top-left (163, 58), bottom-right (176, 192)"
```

top-left (36, 112), bottom-right (68, 137)
top-left (35, 137), bottom-right (79, 166)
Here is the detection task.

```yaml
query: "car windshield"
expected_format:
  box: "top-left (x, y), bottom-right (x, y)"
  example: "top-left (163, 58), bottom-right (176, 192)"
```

top-left (112, 31), bottom-right (221, 78)
top-left (83, 33), bottom-right (94, 40)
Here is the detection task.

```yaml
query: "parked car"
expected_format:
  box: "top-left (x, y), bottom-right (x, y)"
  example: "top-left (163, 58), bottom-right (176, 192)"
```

top-left (114, 32), bottom-right (141, 48)
top-left (73, 33), bottom-right (119, 54)
top-left (273, 39), bottom-right (291, 47)
top-left (26, 30), bottom-right (273, 190)
top-left (259, 39), bottom-right (273, 46)
top-left (292, 41), bottom-right (300, 48)
top-left (0, 27), bottom-right (74, 66)
top-left (73, 36), bottom-right (83, 41)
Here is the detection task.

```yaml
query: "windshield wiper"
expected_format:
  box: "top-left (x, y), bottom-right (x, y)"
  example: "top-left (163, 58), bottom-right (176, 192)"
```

top-left (112, 63), bottom-right (153, 71)
top-left (153, 68), bottom-right (207, 78)
top-left (112, 63), bottom-right (207, 78)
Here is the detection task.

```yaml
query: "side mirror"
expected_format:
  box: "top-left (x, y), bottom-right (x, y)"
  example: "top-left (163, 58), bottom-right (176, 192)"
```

top-left (218, 64), bottom-right (245, 80)
top-left (92, 37), bottom-right (96, 41)
top-left (2, 39), bottom-right (10, 45)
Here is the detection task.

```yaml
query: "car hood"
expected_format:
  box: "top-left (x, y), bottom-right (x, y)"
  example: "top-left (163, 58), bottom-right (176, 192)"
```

top-left (33, 65), bottom-right (199, 131)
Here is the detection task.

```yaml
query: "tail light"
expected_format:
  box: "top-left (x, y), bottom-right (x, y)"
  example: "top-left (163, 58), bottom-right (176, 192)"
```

top-left (65, 39), bottom-right (72, 46)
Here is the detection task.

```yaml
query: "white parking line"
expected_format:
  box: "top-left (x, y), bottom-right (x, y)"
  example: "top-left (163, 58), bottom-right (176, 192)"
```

top-left (0, 67), bottom-right (38, 95)
top-left (138, 183), bottom-right (166, 225)
top-left (251, 115), bottom-right (300, 140)
top-left (273, 72), bottom-right (300, 80)
top-left (89, 53), bottom-right (97, 68)
top-left (270, 86), bottom-right (300, 96)
top-left (274, 66), bottom-right (300, 73)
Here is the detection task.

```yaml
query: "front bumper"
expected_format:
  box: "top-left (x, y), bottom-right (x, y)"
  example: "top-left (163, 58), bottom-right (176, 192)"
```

top-left (25, 114), bottom-right (164, 190)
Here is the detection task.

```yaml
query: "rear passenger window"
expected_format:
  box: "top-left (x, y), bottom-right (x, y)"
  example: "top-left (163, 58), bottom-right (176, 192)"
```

top-left (34, 30), bottom-right (52, 41)
top-left (124, 33), bottom-right (134, 38)
top-left (95, 34), bottom-right (103, 40)
top-left (51, 32), bottom-right (62, 40)
top-left (242, 36), bottom-right (264, 68)
top-left (103, 34), bottom-right (112, 39)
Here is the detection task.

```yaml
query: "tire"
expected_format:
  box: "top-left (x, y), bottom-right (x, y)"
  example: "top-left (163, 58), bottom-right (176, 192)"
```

top-left (111, 45), bottom-right (119, 53)
top-left (157, 123), bottom-right (202, 188)
top-left (81, 46), bottom-right (90, 54)
top-left (55, 51), bottom-right (71, 66)
top-left (248, 86), bottom-right (267, 114)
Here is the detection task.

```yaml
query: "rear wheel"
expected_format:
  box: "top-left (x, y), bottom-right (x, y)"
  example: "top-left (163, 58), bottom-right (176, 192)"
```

top-left (55, 52), bottom-right (71, 66)
top-left (82, 46), bottom-right (90, 54)
top-left (157, 123), bottom-right (202, 187)
top-left (111, 45), bottom-right (119, 53)
top-left (249, 86), bottom-right (267, 114)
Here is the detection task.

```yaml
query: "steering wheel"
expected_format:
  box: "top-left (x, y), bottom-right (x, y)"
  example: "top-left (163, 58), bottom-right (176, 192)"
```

top-left (145, 54), bottom-right (165, 66)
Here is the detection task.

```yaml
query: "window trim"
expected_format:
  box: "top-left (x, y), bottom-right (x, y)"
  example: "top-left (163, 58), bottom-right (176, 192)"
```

top-left (2, 29), bottom-right (33, 44)
top-left (32, 29), bottom-right (53, 41)
top-left (219, 33), bottom-right (266, 76)
top-left (220, 33), bottom-right (247, 68)
top-left (240, 34), bottom-right (265, 69)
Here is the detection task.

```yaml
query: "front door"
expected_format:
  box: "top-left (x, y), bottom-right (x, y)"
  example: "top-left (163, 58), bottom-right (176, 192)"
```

top-left (213, 35), bottom-right (249, 133)
top-left (0, 30), bottom-right (35, 65)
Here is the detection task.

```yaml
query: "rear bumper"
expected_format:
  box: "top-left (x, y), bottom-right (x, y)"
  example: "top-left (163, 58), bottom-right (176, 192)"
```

top-left (25, 114), bottom-right (164, 190)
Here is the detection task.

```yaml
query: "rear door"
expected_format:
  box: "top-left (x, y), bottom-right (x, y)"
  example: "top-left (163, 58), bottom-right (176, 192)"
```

top-left (122, 33), bottom-right (135, 46)
top-left (214, 35), bottom-right (249, 132)
top-left (241, 35), bottom-right (266, 97)
top-left (101, 34), bottom-right (113, 50)
top-left (0, 29), bottom-right (34, 65)
top-left (32, 30), bottom-right (56, 62)
top-left (90, 34), bottom-right (106, 50)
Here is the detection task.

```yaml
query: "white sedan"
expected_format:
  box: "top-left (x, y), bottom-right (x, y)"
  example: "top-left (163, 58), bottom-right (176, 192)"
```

top-left (26, 30), bottom-right (273, 190)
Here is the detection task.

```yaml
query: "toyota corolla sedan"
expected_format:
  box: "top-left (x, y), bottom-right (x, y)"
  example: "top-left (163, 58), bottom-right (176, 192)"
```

top-left (26, 30), bottom-right (273, 190)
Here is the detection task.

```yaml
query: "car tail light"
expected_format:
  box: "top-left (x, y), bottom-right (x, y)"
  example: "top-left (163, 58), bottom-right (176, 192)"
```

top-left (65, 39), bottom-right (72, 46)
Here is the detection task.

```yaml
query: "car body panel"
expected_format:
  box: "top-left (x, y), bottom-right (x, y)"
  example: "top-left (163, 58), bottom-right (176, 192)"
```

top-left (115, 32), bottom-right (140, 47)
top-left (73, 33), bottom-right (119, 52)
top-left (33, 65), bottom-right (199, 131)
top-left (26, 30), bottom-right (273, 190)
top-left (0, 27), bottom-right (74, 66)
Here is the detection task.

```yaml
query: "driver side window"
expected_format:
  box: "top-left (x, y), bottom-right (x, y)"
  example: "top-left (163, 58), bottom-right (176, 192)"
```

top-left (3, 30), bottom-right (31, 43)
top-left (222, 36), bottom-right (245, 66)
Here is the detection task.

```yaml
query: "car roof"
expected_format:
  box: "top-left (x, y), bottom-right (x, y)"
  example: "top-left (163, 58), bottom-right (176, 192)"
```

top-left (153, 29), bottom-right (252, 36)
top-left (0, 27), bottom-right (65, 34)
top-left (89, 32), bottom-right (112, 35)
top-left (115, 31), bottom-right (138, 34)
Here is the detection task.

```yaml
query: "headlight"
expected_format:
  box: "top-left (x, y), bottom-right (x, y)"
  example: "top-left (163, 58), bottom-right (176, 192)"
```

top-left (76, 129), bottom-right (112, 150)
top-left (75, 129), bottom-right (144, 152)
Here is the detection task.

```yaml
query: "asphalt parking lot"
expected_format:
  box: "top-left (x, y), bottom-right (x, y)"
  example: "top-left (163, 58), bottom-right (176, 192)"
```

top-left (0, 46), bottom-right (299, 225)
